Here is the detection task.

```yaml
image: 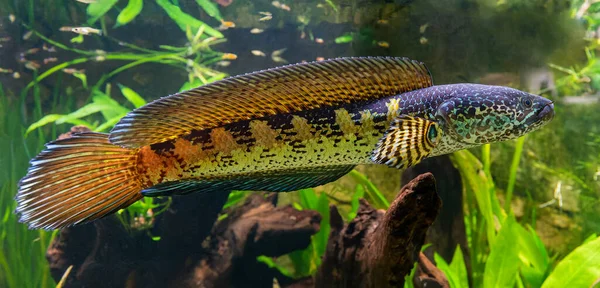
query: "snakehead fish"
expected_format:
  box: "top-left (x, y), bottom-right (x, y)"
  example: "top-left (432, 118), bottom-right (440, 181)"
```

top-left (15, 57), bottom-right (555, 229)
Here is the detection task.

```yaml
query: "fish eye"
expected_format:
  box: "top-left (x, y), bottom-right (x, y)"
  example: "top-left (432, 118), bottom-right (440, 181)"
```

top-left (427, 125), bottom-right (438, 142)
top-left (522, 97), bottom-right (533, 108)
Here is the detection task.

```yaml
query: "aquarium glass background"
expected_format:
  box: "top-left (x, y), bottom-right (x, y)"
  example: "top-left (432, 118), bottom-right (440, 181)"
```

top-left (1, 0), bottom-right (600, 287)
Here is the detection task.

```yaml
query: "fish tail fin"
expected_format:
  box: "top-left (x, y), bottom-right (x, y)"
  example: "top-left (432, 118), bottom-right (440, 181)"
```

top-left (15, 132), bottom-right (143, 230)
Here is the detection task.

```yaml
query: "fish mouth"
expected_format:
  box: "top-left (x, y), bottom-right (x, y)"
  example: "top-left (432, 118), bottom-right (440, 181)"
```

top-left (537, 101), bottom-right (555, 122)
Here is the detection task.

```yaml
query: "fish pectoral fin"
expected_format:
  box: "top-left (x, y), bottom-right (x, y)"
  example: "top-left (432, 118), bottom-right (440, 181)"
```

top-left (371, 116), bottom-right (442, 169)
top-left (141, 165), bottom-right (356, 197)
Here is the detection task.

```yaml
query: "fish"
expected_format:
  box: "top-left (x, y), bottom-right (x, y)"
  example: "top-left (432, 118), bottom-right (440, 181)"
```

top-left (377, 41), bottom-right (390, 48)
top-left (259, 12), bottom-right (272, 21)
top-left (218, 20), bottom-right (236, 31)
top-left (315, 38), bottom-right (324, 44)
top-left (251, 50), bottom-right (266, 56)
top-left (250, 28), bottom-right (264, 34)
top-left (221, 53), bottom-right (237, 60)
top-left (215, 61), bottom-right (231, 67)
top-left (60, 26), bottom-right (102, 36)
top-left (14, 57), bottom-right (555, 230)
top-left (43, 57), bottom-right (58, 64)
top-left (75, 0), bottom-right (97, 3)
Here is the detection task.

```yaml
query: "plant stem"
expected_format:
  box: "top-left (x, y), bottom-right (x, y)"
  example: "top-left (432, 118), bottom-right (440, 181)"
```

top-left (505, 136), bottom-right (526, 212)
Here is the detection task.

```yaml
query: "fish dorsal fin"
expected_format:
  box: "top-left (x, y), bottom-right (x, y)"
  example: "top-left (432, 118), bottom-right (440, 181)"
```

top-left (109, 57), bottom-right (433, 148)
top-left (371, 116), bottom-right (442, 169)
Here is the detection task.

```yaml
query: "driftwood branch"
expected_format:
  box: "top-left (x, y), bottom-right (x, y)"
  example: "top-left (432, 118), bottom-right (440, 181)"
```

top-left (315, 173), bottom-right (443, 288)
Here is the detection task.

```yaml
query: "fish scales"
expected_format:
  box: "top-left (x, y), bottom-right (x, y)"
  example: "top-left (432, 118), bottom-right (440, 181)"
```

top-left (136, 89), bottom-right (444, 188)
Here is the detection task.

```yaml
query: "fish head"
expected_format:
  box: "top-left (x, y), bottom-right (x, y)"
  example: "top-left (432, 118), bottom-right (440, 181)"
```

top-left (435, 84), bottom-right (554, 145)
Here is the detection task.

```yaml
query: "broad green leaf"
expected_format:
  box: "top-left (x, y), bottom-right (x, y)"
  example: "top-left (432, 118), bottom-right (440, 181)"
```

top-left (195, 0), bottom-right (223, 21)
top-left (55, 103), bottom-right (118, 124)
top-left (91, 92), bottom-right (130, 120)
top-left (335, 33), bottom-right (353, 44)
top-left (435, 253), bottom-right (459, 288)
top-left (298, 188), bottom-right (318, 210)
top-left (449, 246), bottom-right (469, 288)
top-left (484, 215), bottom-right (520, 288)
top-left (223, 191), bottom-right (248, 209)
top-left (72, 71), bottom-right (87, 89)
top-left (515, 223), bottom-right (549, 287)
top-left (179, 77), bottom-right (205, 92)
top-left (314, 192), bottom-right (330, 256)
top-left (94, 113), bottom-right (127, 132)
top-left (451, 151), bottom-right (496, 244)
top-left (116, 0), bottom-right (143, 26)
top-left (348, 184), bottom-right (365, 219)
top-left (404, 262), bottom-right (418, 288)
top-left (87, 0), bottom-right (119, 24)
top-left (256, 256), bottom-right (292, 277)
top-left (206, 73), bottom-right (228, 84)
top-left (155, 0), bottom-right (224, 38)
top-left (25, 114), bottom-right (64, 136)
top-left (541, 235), bottom-right (600, 288)
top-left (70, 34), bottom-right (84, 44)
top-left (117, 84), bottom-right (146, 108)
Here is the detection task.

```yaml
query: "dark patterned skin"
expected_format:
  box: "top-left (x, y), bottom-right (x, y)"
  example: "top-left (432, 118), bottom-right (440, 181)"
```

top-left (135, 83), bottom-right (554, 188)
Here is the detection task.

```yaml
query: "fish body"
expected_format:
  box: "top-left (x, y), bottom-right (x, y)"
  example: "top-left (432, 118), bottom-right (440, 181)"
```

top-left (15, 57), bottom-right (554, 229)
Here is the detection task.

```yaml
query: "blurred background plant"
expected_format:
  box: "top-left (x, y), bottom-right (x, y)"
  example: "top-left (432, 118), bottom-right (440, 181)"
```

top-left (2, 0), bottom-right (600, 287)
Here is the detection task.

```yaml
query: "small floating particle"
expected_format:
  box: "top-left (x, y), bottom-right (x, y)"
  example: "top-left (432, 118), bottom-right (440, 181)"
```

top-left (259, 15), bottom-right (272, 21)
top-left (315, 38), bottom-right (324, 44)
top-left (63, 68), bottom-right (85, 74)
top-left (25, 61), bottom-right (40, 71)
top-left (43, 57), bottom-right (58, 64)
top-left (251, 50), bottom-right (266, 56)
top-left (216, 61), bottom-right (231, 67)
top-left (377, 41), bottom-right (389, 48)
top-left (42, 43), bottom-right (57, 52)
top-left (12, 72), bottom-right (20, 79)
top-left (250, 28), bottom-right (264, 34)
top-left (22, 31), bottom-right (33, 40)
top-left (419, 36), bottom-right (428, 45)
top-left (222, 53), bottom-right (237, 60)
top-left (24, 48), bottom-right (40, 55)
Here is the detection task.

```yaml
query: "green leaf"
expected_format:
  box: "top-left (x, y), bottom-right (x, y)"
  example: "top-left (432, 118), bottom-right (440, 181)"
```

top-left (348, 184), bottom-right (365, 219)
top-left (72, 71), bottom-right (87, 89)
top-left (314, 192), bottom-right (330, 256)
top-left (87, 0), bottom-right (119, 24)
top-left (91, 92), bottom-right (130, 120)
top-left (435, 253), bottom-right (460, 288)
top-left (223, 191), bottom-right (248, 209)
top-left (70, 34), bottom-right (84, 44)
top-left (117, 84), bottom-right (146, 108)
top-left (179, 77), bottom-right (205, 92)
top-left (484, 215), bottom-right (520, 288)
top-left (515, 223), bottom-right (549, 287)
top-left (195, 0), bottom-right (223, 21)
top-left (404, 262), bottom-right (418, 288)
top-left (25, 114), bottom-right (64, 136)
top-left (116, 0), bottom-right (143, 26)
top-left (449, 246), bottom-right (469, 288)
top-left (335, 33), bottom-right (353, 44)
top-left (298, 188), bottom-right (318, 210)
top-left (94, 113), bottom-right (127, 132)
top-left (541, 235), bottom-right (600, 288)
top-left (55, 103), bottom-right (118, 125)
top-left (155, 0), bottom-right (224, 38)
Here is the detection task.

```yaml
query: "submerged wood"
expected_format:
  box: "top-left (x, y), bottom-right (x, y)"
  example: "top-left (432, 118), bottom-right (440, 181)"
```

top-left (314, 173), bottom-right (443, 288)
top-left (45, 127), bottom-right (447, 287)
